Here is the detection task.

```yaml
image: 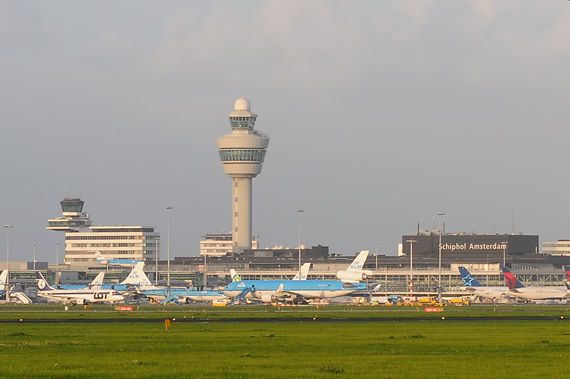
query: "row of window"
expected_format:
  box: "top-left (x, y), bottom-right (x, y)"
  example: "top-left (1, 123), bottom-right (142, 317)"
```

top-left (66, 235), bottom-right (154, 240)
top-left (219, 149), bottom-right (266, 162)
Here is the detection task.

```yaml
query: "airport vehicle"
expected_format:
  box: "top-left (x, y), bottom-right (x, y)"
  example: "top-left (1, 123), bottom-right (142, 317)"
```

top-left (336, 250), bottom-right (372, 282)
top-left (502, 267), bottom-right (570, 300)
top-left (458, 266), bottom-right (507, 300)
top-left (223, 276), bottom-right (367, 304)
top-left (35, 271), bottom-right (124, 305)
top-left (96, 251), bottom-right (142, 268)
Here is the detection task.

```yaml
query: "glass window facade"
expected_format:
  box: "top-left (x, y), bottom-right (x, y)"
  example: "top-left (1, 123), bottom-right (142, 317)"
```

top-left (229, 116), bottom-right (256, 130)
top-left (219, 149), bottom-right (266, 162)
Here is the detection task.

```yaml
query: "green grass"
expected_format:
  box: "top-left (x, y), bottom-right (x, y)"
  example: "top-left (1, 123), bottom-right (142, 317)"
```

top-left (2, 303), bottom-right (570, 321)
top-left (1, 305), bottom-right (570, 378)
top-left (2, 305), bottom-right (570, 378)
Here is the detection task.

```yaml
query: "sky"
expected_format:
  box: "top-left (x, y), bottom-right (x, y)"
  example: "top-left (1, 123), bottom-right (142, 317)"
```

top-left (1, 1), bottom-right (570, 263)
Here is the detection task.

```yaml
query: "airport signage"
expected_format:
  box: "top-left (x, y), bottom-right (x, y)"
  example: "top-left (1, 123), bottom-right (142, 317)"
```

top-left (439, 243), bottom-right (507, 252)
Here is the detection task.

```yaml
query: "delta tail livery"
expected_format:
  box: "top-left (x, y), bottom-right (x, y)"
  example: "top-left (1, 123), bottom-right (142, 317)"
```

top-left (458, 267), bottom-right (507, 300)
top-left (336, 250), bottom-right (372, 282)
top-left (35, 271), bottom-right (124, 304)
top-left (96, 252), bottom-right (142, 268)
top-left (502, 267), bottom-right (569, 300)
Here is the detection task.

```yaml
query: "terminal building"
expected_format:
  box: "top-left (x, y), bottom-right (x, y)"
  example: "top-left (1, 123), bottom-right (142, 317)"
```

top-left (400, 232), bottom-right (539, 267)
top-left (47, 197), bottom-right (160, 267)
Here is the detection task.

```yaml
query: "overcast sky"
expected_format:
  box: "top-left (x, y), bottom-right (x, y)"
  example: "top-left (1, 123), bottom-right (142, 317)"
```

top-left (1, 1), bottom-right (570, 263)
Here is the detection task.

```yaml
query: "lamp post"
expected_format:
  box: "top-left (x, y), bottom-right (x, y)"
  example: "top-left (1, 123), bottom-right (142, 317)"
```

top-left (5, 224), bottom-right (12, 302)
top-left (56, 242), bottom-right (59, 284)
top-left (166, 206), bottom-right (173, 298)
top-left (155, 236), bottom-right (159, 286)
top-left (33, 244), bottom-right (36, 271)
top-left (297, 210), bottom-right (304, 274)
top-left (374, 242), bottom-right (378, 271)
top-left (437, 212), bottom-right (445, 301)
top-left (501, 242), bottom-right (508, 268)
top-left (406, 239), bottom-right (416, 297)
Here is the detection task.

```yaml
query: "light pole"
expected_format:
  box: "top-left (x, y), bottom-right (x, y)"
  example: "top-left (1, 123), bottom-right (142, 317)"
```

top-left (33, 244), bottom-right (36, 271)
top-left (204, 252), bottom-right (208, 288)
top-left (437, 212), bottom-right (445, 301)
top-left (56, 242), bottom-right (59, 284)
top-left (297, 210), bottom-right (304, 274)
top-left (406, 239), bottom-right (416, 297)
top-left (166, 206), bottom-right (173, 298)
top-left (501, 241), bottom-right (508, 268)
top-left (155, 236), bottom-right (159, 286)
top-left (374, 242), bottom-right (378, 271)
top-left (5, 224), bottom-right (13, 302)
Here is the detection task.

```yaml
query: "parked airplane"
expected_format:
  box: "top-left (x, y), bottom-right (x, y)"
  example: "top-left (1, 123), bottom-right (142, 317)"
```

top-left (35, 271), bottom-right (124, 305)
top-left (96, 252), bottom-right (142, 268)
top-left (223, 276), bottom-right (366, 304)
top-left (89, 272), bottom-right (105, 289)
top-left (121, 262), bottom-right (226, 302)
top-left (458, 266), bottom-right (507, 300)
top-left (336, 250), bottom-right (372, 282)
top-left (502, 267), bottom-right (570, 300)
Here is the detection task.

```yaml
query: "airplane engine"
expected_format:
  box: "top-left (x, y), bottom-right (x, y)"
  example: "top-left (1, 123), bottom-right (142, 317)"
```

top-left (336, 270), bottom-right (368, 282)
top-left (260, 294), bottom-right (274, 303)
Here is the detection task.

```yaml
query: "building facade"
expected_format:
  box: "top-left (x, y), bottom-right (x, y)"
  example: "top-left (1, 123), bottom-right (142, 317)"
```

top-left (200, 233), bottom-right (259, 257)
top-left (542, 240), bottom-right (570, 256)
top-left (64, 226), bottom-right (160, 265)
top-left (47, 197), bottom-right (160, 265)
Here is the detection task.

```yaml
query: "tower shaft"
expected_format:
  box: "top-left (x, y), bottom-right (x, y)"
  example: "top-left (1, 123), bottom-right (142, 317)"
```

top-left (232, 177), bottom-right (253, 252)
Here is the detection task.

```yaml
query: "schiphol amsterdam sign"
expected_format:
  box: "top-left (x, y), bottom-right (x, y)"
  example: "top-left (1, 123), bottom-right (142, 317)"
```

top-left (439, 242), bottom-right (507, 252)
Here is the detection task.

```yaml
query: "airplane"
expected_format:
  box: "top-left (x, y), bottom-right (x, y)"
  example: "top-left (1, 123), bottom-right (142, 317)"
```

top-left (121, 262), bottom-right (226, 302)
top-left (230, 262), bottom-right (311, 282)
top-left (502, 267), bottom-right (570, 300)
top-left (458, 266), bottom-right (507, 300)
top-left (223, 275), bottom-right (367, 304)
top-left (59, 271), bottom-right (106, 290)
top-left (95, 251), bottom-right (142, 268)
top-left (336, 250), bottom-right (372, 282)
top-left (35, 271), bottom-right (124, 305)
top-left (0, 270), bottom-right (7, 296)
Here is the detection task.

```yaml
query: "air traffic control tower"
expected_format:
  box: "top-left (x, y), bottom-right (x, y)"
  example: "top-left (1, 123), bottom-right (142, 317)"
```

top-left (216, 98), bottom-right (270, 254)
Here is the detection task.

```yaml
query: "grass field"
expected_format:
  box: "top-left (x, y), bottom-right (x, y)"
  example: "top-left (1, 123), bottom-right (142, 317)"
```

top-left (1, 305), bottom-right (570, 378)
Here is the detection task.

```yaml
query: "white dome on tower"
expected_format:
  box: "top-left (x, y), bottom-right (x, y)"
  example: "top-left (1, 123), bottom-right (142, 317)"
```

top-left (234, 97), bottom-right (251, 111)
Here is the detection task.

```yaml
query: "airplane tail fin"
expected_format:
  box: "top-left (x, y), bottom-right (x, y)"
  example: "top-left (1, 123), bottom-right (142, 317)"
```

top-left (35, 271), bottom-right (55, 291)
top-left (90, 272), bottom-right (105, 289)
top-left (502, 267), bottom-right (525, 290)
top-left (95, 251), bottom-right (104, 261)
top-left (121, 262), bottom-right (152, 286)
top-left (230, 269), bottom-right (241, 282)
top-left (458, 267), bottom-right (482, 287)
top-left (347, 250), bottom-right (370, 271)
top-left (0, 270), bottom-right (7, 289)
top-left (292, 263), bottom-right (311, 280)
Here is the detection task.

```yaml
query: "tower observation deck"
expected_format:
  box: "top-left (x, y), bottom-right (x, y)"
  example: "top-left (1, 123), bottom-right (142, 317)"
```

top-left (216, 98), bottom-right (270, 254)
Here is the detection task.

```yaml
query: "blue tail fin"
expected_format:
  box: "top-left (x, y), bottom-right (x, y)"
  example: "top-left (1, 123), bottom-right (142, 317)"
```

top-left (502, 267), bottom-right (525, 289)
top-left (458, 267), bottom-right (482, 287)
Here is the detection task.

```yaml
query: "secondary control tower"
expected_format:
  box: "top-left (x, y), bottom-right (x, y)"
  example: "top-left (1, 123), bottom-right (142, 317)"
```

top-left (216, 98), bottom-right (270, 254)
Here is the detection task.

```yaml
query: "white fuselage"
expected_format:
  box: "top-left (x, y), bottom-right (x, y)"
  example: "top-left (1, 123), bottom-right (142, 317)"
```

top-left (37, 289), bottom-right (124, 304)
top-left (506, 287), bottom-right (569, 300)
top-left (461, 286), bottom-right (507, 299)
